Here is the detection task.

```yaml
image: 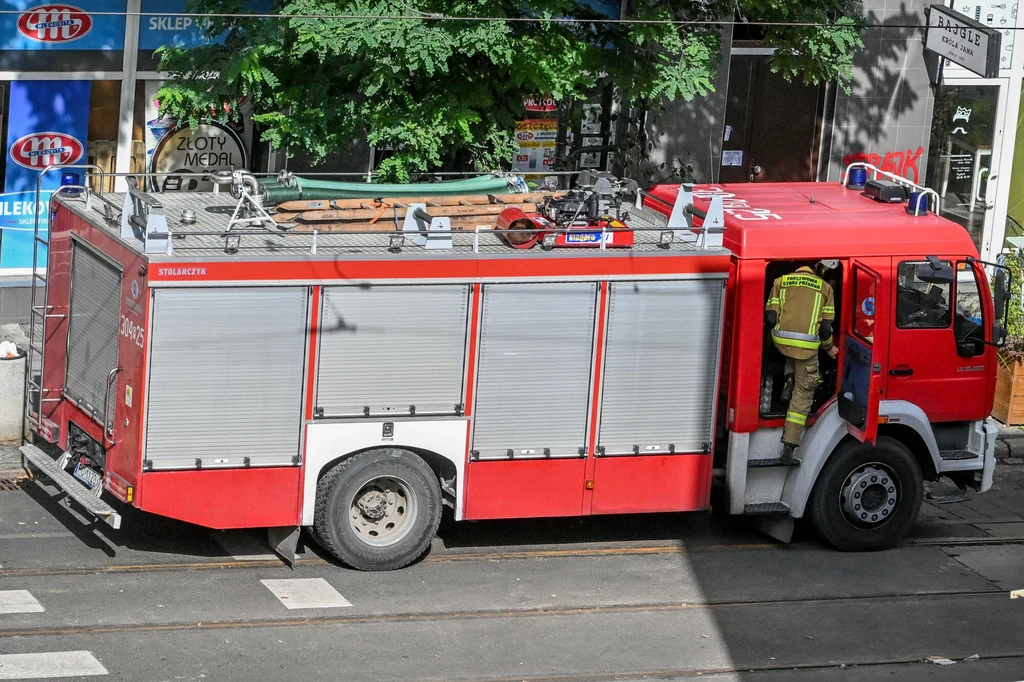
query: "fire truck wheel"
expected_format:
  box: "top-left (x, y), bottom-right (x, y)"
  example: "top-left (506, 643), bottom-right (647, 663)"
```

top-left (807, 436), bottom-right (923, 552)
top-left (313, 448), bottom-right (442, 571)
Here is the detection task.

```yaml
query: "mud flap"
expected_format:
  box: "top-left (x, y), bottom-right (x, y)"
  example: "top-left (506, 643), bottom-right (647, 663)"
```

top-left (268, 526), bottom-right (301, 567)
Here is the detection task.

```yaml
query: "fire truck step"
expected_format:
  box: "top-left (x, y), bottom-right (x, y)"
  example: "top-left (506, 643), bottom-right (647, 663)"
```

top-left (747, 457), bottom-right (800, 468)
top-left (743, 502), bottom-right (791, 516)
top-left (939, 449), bottom-right (979, 461)
top-left (19, 445), bottom-right (122, 530)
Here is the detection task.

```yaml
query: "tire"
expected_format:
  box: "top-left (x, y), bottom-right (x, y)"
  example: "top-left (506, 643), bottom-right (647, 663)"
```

top-left (808, 436), bottom-right (923, 551)
top-left (313, 448), bottom-right (442, 571)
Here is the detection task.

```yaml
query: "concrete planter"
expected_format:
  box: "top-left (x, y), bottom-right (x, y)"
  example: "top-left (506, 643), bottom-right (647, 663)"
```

top-left (0, 350), bottom-right (25, 442)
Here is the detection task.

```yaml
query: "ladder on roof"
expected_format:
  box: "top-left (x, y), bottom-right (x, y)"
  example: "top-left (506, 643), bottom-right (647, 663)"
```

top-left (23, 165), bottom-right (103, 442)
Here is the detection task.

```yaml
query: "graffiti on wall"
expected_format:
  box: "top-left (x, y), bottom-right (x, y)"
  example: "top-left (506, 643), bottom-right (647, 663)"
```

top-left (842, 147), bottom-right (924, 183)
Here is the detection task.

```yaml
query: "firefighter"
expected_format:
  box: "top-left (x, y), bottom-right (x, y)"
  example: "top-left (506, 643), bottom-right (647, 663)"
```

top-left (765, 261), bottom-right (839, 464)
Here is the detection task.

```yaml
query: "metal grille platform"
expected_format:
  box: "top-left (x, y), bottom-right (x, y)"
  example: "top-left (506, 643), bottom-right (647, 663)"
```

top-left (20, 445), bottom-right (121, 529)
top-left (743, 502), bottom-right (791, 516)
top-left (54, 190), bottom-right (726, 262)
top-left (939, 450), bottom-right (980, 461)
top-left (747, 457), bottom-right (801, 468)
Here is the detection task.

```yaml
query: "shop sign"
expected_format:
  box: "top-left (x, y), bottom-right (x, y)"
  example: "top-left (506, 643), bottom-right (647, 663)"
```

top-left (149, 121), bottom-right (249, 192)
top-left (513, 119), bottom-right (558, 180)
top-left (139, 0), bottom-right (273, 50)
top-left (925, 4), bottom-right (1000, 78)
top-left (524, 95), bottom-right (557, 113)
top-left (17, 4), bottom-right (93, 43)
top-left (9, 131), bottom-right (84, 169)
top-left (2, 1), bottom-right (125, 50)
top-left (0, 80), bottom-right (91, 270)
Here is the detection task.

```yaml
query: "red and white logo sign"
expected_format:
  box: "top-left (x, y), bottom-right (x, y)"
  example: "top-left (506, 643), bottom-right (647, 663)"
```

top-left (17, 5), bottom-right (93, 43)
top-left (524, 95), bottom-right (558, 113)
top-left (10, 132), bottom-right (85, 169)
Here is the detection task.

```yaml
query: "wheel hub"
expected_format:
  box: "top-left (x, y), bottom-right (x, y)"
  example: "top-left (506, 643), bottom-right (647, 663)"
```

top-left (840, 463), bottom-right (899, 527)
top-left (348, 475), bottom-right (418, 548)
top-left (357, 491), bottom-right (389, 520)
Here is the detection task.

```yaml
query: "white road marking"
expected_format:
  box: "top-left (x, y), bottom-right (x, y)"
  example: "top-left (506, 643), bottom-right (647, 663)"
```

top-left (213, 531), bottom-right (304, 561)
top-left (261, 578), bottom-right (352, 610)
top-left (0, 590), bottom-right (44, 614)
top-left (1012, 588), bottom-right (1023, 599)
top-left (0, 651), bottom-right (108, 679)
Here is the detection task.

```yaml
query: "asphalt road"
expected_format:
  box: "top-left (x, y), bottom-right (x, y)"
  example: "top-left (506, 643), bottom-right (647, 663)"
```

top-left (0, 465), bottom-right (1023, 681)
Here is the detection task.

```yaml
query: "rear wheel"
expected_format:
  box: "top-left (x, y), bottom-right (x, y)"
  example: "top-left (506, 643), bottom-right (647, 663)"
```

top-left (808, 436), bottom-right (923, 551)
top-left (313, 448), bottom-right (441, 571)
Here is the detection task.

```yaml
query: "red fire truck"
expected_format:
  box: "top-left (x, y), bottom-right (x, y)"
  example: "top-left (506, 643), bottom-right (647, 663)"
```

top-left (21, 165), bottom-right (1010, 570)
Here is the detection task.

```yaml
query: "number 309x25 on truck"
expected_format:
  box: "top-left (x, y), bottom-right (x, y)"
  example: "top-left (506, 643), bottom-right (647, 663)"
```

top-left (21, 165), bottom-right (1011, 570)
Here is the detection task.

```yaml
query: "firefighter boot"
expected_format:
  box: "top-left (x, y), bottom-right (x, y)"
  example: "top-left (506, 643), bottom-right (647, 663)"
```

top-left (780, 443), bottom-right (798, 466)
top-left (780, 373), bottom-right (794, 404)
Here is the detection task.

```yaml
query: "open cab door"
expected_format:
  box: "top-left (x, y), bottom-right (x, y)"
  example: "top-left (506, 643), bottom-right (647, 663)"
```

top-left (838, 261), bottom-right (889, 444)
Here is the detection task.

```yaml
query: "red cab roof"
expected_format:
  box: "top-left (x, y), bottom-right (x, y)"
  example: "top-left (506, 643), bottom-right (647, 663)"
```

top-left (645, 182), bottom-right (979, 260)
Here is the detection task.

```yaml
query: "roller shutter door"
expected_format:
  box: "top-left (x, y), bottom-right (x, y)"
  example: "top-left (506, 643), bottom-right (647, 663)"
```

top-left (598, 279), bottom-right (725, 456)
top-left (472, 282), bottom-right (596, 459)
top-left (145, 287), bottom-right (307, 470)
top-left (65, 242), bottom-right (121, 425)
top-left (318, 285), bottom-right (470, 417)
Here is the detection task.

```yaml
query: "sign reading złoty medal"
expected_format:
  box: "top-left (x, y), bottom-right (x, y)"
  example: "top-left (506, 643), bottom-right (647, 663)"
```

top-left (149, 121), bottom-right (248, 192)
top-left (925, 4), bottom-right (1000, 78)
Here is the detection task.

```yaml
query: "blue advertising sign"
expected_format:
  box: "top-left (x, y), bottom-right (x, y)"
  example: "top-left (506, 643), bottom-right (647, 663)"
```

top-left (0, 80), bottom-right (92, 270)
top-left (0, 2), bottom-right (126, 51)
top-left (139, 0), bottom-right (273, 50)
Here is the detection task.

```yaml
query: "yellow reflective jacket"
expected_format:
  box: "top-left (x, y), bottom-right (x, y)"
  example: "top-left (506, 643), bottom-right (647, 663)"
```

top-left (766, 266), bottom-right (836, 360)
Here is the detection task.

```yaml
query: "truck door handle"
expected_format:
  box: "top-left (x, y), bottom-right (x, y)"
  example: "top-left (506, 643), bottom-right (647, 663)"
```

top-left (889, 366), bottom-right (914, 377)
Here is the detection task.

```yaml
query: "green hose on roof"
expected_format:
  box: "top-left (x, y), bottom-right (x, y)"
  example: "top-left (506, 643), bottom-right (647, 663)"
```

top-left (259, 173), bottom-right (525, 204)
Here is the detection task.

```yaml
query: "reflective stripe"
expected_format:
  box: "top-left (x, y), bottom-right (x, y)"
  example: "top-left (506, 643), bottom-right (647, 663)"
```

top-left (767, 297), bottom-right (780, 306)
top-left (773, 335), bottom-right (820, 350)
top-left (822, 305), bottom-right (835, 314)
top-left (809, 292), bottom-right (822, 334)
top-left (786, 411), bottom-right (807, 425)
top-left (773, 329), bottom-right (819, 342)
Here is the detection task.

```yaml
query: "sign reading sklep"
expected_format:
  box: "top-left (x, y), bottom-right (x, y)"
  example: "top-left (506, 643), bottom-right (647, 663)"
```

top-left (925, 4), bottom-right (1000, 78)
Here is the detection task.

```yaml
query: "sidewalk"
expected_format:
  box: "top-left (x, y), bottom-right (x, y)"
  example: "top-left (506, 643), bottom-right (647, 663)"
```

top-left (0, 442), bottom-right (21, 478)
top-left (995, 423), bottom-right (1024, 464)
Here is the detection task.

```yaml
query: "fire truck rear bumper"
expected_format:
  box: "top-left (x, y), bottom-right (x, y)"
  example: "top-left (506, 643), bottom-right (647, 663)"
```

top-left (20, 444), bottom-right (122, 529)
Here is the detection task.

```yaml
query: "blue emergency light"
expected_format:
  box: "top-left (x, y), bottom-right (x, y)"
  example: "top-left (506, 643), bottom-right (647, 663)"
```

top-left (61, 172), bottom-right (81, 197)
top-left (905, 191), bottom-right (928, 216)
top-left (847, 166), bottom-right (867, 190)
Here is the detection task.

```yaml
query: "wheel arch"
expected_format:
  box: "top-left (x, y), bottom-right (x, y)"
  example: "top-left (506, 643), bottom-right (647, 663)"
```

top-left (782, 400), bottom-right (939, 518)
top-left (877, 423), bottom-right (938, 481)
top-left (302, 420), bottom-right (468, 526)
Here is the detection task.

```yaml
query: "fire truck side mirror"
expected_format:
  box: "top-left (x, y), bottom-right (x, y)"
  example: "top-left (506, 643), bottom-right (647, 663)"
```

top-left (994, 267), bottom-right (1009, 320)
top-left (994, 266), bottom-right (1011, 347)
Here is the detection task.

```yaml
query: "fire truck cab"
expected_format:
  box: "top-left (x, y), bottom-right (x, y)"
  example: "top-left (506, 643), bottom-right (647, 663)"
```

top-left (646, 169), bottom-right (1008, 550)
top-left (21, 165), bottom-right (1010, 570)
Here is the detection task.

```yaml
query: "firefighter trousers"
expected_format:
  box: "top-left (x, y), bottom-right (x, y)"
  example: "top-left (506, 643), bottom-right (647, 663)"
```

top-left (782, 353), bottom-right (819, 446)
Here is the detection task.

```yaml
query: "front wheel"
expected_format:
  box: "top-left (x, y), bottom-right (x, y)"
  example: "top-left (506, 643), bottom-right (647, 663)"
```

top-left (808, 436), bottom-right (923, 551)
top-left (313, 448), bottom-right (442, 571)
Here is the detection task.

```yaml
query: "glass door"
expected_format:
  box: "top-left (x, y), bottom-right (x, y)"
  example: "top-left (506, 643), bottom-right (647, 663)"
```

top-left (924, 81), bottom-right (1008, 258)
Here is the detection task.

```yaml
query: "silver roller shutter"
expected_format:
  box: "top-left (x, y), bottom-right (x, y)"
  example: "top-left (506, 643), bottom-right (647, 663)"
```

top-left (472, 282), bottom-right (597, 459)
top-left (598, 279), bottom-right (725, 456)
top-left (65, 242), bottom-right (121, 424)
top-left (318, 285), bottom-right (470, 417)
top-left (145, 287), bottom-right (308, 470)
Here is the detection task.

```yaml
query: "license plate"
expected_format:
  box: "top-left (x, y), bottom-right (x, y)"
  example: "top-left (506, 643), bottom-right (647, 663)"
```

top-left (73, 463), bottom-right (102, 490)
